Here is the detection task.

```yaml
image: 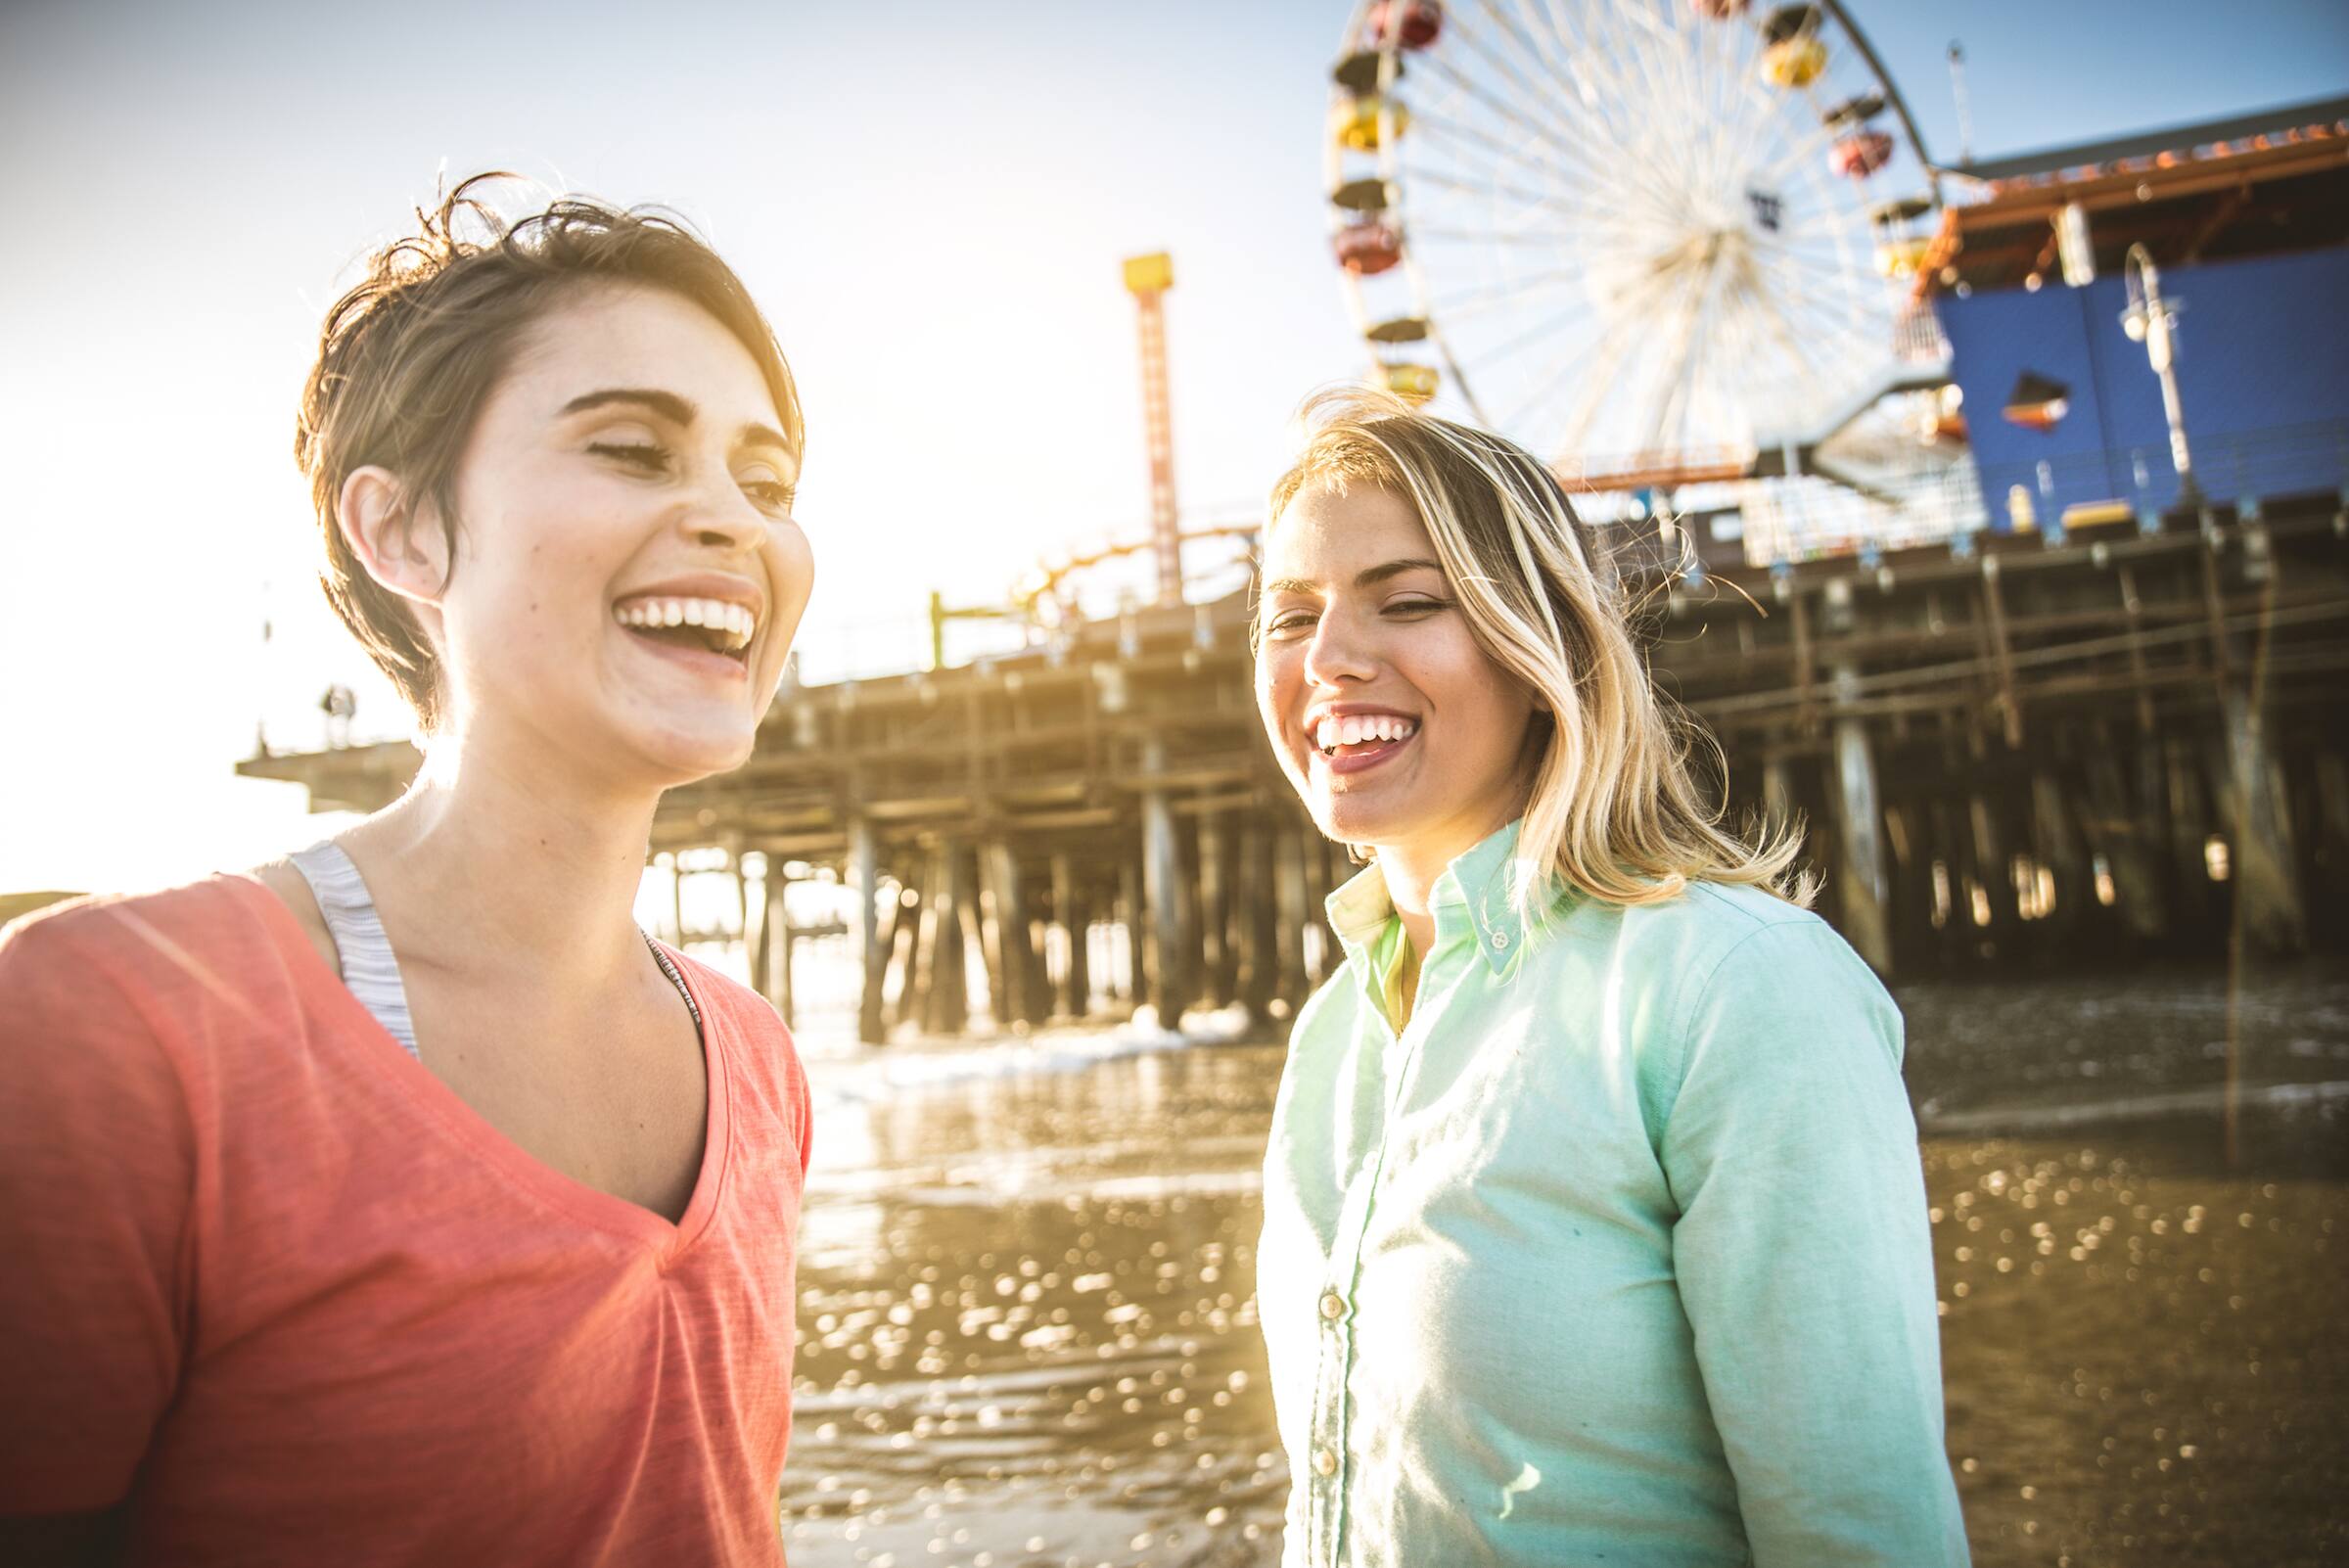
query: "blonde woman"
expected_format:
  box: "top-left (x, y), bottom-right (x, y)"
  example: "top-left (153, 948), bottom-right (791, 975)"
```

top-left (1251, 391), bottom-right (1968, 1567)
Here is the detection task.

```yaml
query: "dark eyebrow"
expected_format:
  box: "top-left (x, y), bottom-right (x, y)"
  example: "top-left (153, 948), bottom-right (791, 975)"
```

top-left (1356, 556), bottom-right (1446, 587)
top-left (561, 388), bottom-right (796, 465)
top-left (1263, 557), bottom-right (1448, 597)
top-left (739, 422), bottom-right (795, 462)
top-left (561, 387), bottom-right (697, 425)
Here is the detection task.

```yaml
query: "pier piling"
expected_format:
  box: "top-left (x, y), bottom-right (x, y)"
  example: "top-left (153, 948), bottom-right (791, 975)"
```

top-left (1830, 662), bottom-right (1895, 974)
top-left (850, 818), bottom-right (885, 1044)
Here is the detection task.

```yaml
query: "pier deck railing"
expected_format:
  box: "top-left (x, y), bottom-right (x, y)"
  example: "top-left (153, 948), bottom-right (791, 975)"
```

top-left (240, 434), bottom-right (2349, 1020)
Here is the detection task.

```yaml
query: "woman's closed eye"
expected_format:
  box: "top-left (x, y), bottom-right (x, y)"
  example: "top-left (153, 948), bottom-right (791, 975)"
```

top-left (588, 438), bottom-right (672, 475)
top-left (1263, 596), bottom-right (1450, 637)
top-left (740, 477), bottom-right (797, 512)
top-left (590, 439), bottom-right (795, 513)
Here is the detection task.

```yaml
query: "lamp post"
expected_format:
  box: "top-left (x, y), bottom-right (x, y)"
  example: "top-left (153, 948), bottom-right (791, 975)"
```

top-left (2119, 242), bottom-right (2197, 505)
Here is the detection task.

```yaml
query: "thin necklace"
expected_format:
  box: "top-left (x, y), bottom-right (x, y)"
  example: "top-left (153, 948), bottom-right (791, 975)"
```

top-left (641, 932), bottom-right (705, 1040)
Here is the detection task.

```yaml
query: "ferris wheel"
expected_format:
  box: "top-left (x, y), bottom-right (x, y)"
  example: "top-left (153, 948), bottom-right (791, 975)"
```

top-left (1324, 0), bottom-right (1948, 493)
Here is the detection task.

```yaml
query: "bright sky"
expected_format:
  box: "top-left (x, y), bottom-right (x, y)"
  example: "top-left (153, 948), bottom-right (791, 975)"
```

top-left (2, 0), bottom-right (2342, 894)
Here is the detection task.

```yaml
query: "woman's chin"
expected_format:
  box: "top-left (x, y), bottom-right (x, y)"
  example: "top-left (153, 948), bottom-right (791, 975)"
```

top-left (1312, 798), bottom-right (1399, 853)
top-left (616, 715), bottom-right (759, 786)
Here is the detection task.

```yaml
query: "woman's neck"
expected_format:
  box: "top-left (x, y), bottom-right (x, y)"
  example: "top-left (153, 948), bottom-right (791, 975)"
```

top-left (1378, 848), bottom-right (1450, 969)
top-left (342, 728), bottom-right (662, 989)
top-left (1377, 807), bottom-right (1526, 963)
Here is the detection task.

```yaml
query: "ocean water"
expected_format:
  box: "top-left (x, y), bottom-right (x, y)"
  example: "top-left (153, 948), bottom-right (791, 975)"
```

top-left (775, 963), bottom-right (2349, 1568)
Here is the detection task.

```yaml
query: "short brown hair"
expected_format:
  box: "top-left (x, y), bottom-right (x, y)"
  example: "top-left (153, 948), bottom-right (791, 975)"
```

top-left (295, 172), bottom-right (804, 730)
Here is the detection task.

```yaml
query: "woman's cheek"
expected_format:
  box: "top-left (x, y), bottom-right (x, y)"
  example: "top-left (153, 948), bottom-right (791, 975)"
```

top-left (769, 525), bottom-right (816, 608)
top-left (1255, 652), bottom-right (1294, 733)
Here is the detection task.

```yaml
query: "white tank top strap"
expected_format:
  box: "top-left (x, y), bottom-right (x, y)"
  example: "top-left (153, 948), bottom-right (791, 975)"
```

top-left (287, 841), bottom-right (422, 1060)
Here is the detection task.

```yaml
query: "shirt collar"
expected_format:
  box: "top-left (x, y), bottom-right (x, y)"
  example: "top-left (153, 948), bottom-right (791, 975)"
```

top-left (1324, 856), bottom-right (1400, 954)
top-left (1321, 819), bottom-right (1549, 978)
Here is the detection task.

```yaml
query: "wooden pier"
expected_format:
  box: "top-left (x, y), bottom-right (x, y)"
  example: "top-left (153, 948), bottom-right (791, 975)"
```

top-left (241, 496), bottom-right (2349, 1040)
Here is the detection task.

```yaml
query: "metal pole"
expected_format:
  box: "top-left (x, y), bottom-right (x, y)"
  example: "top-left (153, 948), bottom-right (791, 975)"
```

top-left (2122, 244), bottom-right (2196, 502)
top-left (1947, 41), bottom-right (1973, 167)
top-left (2055, 203), bottom-right (2095, 286)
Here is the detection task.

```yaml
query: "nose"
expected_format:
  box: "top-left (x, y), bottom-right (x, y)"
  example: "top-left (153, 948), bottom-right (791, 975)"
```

top-left (677, 480), bottom-right (768, 554)
top-left (1301, 608), bottom-right (1378, 689)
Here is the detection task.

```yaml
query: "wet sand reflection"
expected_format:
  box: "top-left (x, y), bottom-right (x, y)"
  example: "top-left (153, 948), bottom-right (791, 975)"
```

top-left (782, 966), bottom-right (2349, 1568)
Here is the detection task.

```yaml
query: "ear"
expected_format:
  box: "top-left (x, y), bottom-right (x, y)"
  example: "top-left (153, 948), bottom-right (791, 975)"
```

top-left (338, 466), bottom-right (451, 615)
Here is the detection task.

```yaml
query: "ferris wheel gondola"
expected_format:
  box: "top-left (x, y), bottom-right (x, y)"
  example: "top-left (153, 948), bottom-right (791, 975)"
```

top-left (1323, 0), bottom-right (1952, 506)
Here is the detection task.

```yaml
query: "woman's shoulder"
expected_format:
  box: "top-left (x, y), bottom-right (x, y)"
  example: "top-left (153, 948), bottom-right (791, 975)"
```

top-left (657, 946), bottom-right (812, 1162)
top-left (1, 874), bottom-right (284, 981)
top-left (1, 875), bottom-right (323, 1042)
top-left (1647, 883), bottom-right (1901, 1081)
top-left (1582, 877), bottom-right (1833, 983)
top-left (659, 945), bottom-right (804, 1073)
top-left (1590, 880), bottom-right (1890, 1047)
top-left (0, 876), bottom-right (307, 1111)
top-left (658, 946), bottom-right (769, 1020)
top-left (1631, 877), bottom-right (1823, 939)
top-left (1677, 880), bottom-right (1879, 986)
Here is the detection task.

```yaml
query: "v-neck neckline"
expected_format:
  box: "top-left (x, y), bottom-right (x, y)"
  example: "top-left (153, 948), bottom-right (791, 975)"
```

top-left (225, 872), bottom-right (733, 1260)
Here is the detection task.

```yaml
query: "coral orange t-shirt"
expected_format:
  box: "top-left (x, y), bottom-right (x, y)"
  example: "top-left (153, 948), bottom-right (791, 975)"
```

top-left (0, 876), bottom-right (811, 1565)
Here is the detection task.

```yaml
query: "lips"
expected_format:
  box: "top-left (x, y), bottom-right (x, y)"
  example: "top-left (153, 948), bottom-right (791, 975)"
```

top-left (613, 595), bottom-right (756, 654)
top-left (617, 623), bottom-right (752, 682)
top-left (1313, 712), bottom-right (1419, 753)
top-left (610, 585), bottom-right (762, 683)
top-left (1306, 709), bottom-right (1420, 776)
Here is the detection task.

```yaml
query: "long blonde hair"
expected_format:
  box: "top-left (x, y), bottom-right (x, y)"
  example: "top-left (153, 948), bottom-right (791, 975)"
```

top-left (1262, 388), bottom-right (1811, 913)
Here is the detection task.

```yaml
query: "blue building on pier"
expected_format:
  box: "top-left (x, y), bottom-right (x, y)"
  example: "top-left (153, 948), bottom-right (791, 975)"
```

top-left (1919, 97), bottom-right (2349, 533)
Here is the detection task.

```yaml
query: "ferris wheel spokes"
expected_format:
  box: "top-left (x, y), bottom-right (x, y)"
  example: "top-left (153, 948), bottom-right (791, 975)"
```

top-left (1411, 49), bottom-right (1588, 163)
top-left (1426, 267), bottom-right (1592, 323)
top-left (1324, 0), bottom-right (1950, 508)
top-left (1522, 264), bottom-right (1688, 446)
top-left (1480, 298), bottom-right (1618, 380)
top-left (1405, 224), bottom-right (1598, 246)
top-left (1440, 8), bottom-right (1605, 152)
top-left (1489, 0), bottom-right (1603, 101)
top-left (1431, 6), bottom-right (1768, 245)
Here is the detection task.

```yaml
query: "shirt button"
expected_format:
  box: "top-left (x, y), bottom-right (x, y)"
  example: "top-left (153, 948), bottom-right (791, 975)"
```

top-left (1490, 930), bottom-right (1510, 950)
top-left (1313, 1446), bottom-right (1339, 1478)
top-left (1319, 1290), bottom-right (1347, 1321)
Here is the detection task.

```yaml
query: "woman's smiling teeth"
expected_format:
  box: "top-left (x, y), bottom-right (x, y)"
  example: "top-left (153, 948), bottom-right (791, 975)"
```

top-left (613, 596), bottom-right (757, 655)
top-left (1313, 713), bottom-right (1419, 755)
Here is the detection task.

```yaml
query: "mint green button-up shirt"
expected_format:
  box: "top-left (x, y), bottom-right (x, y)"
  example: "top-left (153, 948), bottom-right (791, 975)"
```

top-left (1258, 823), bottom-right (1969, 1567)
